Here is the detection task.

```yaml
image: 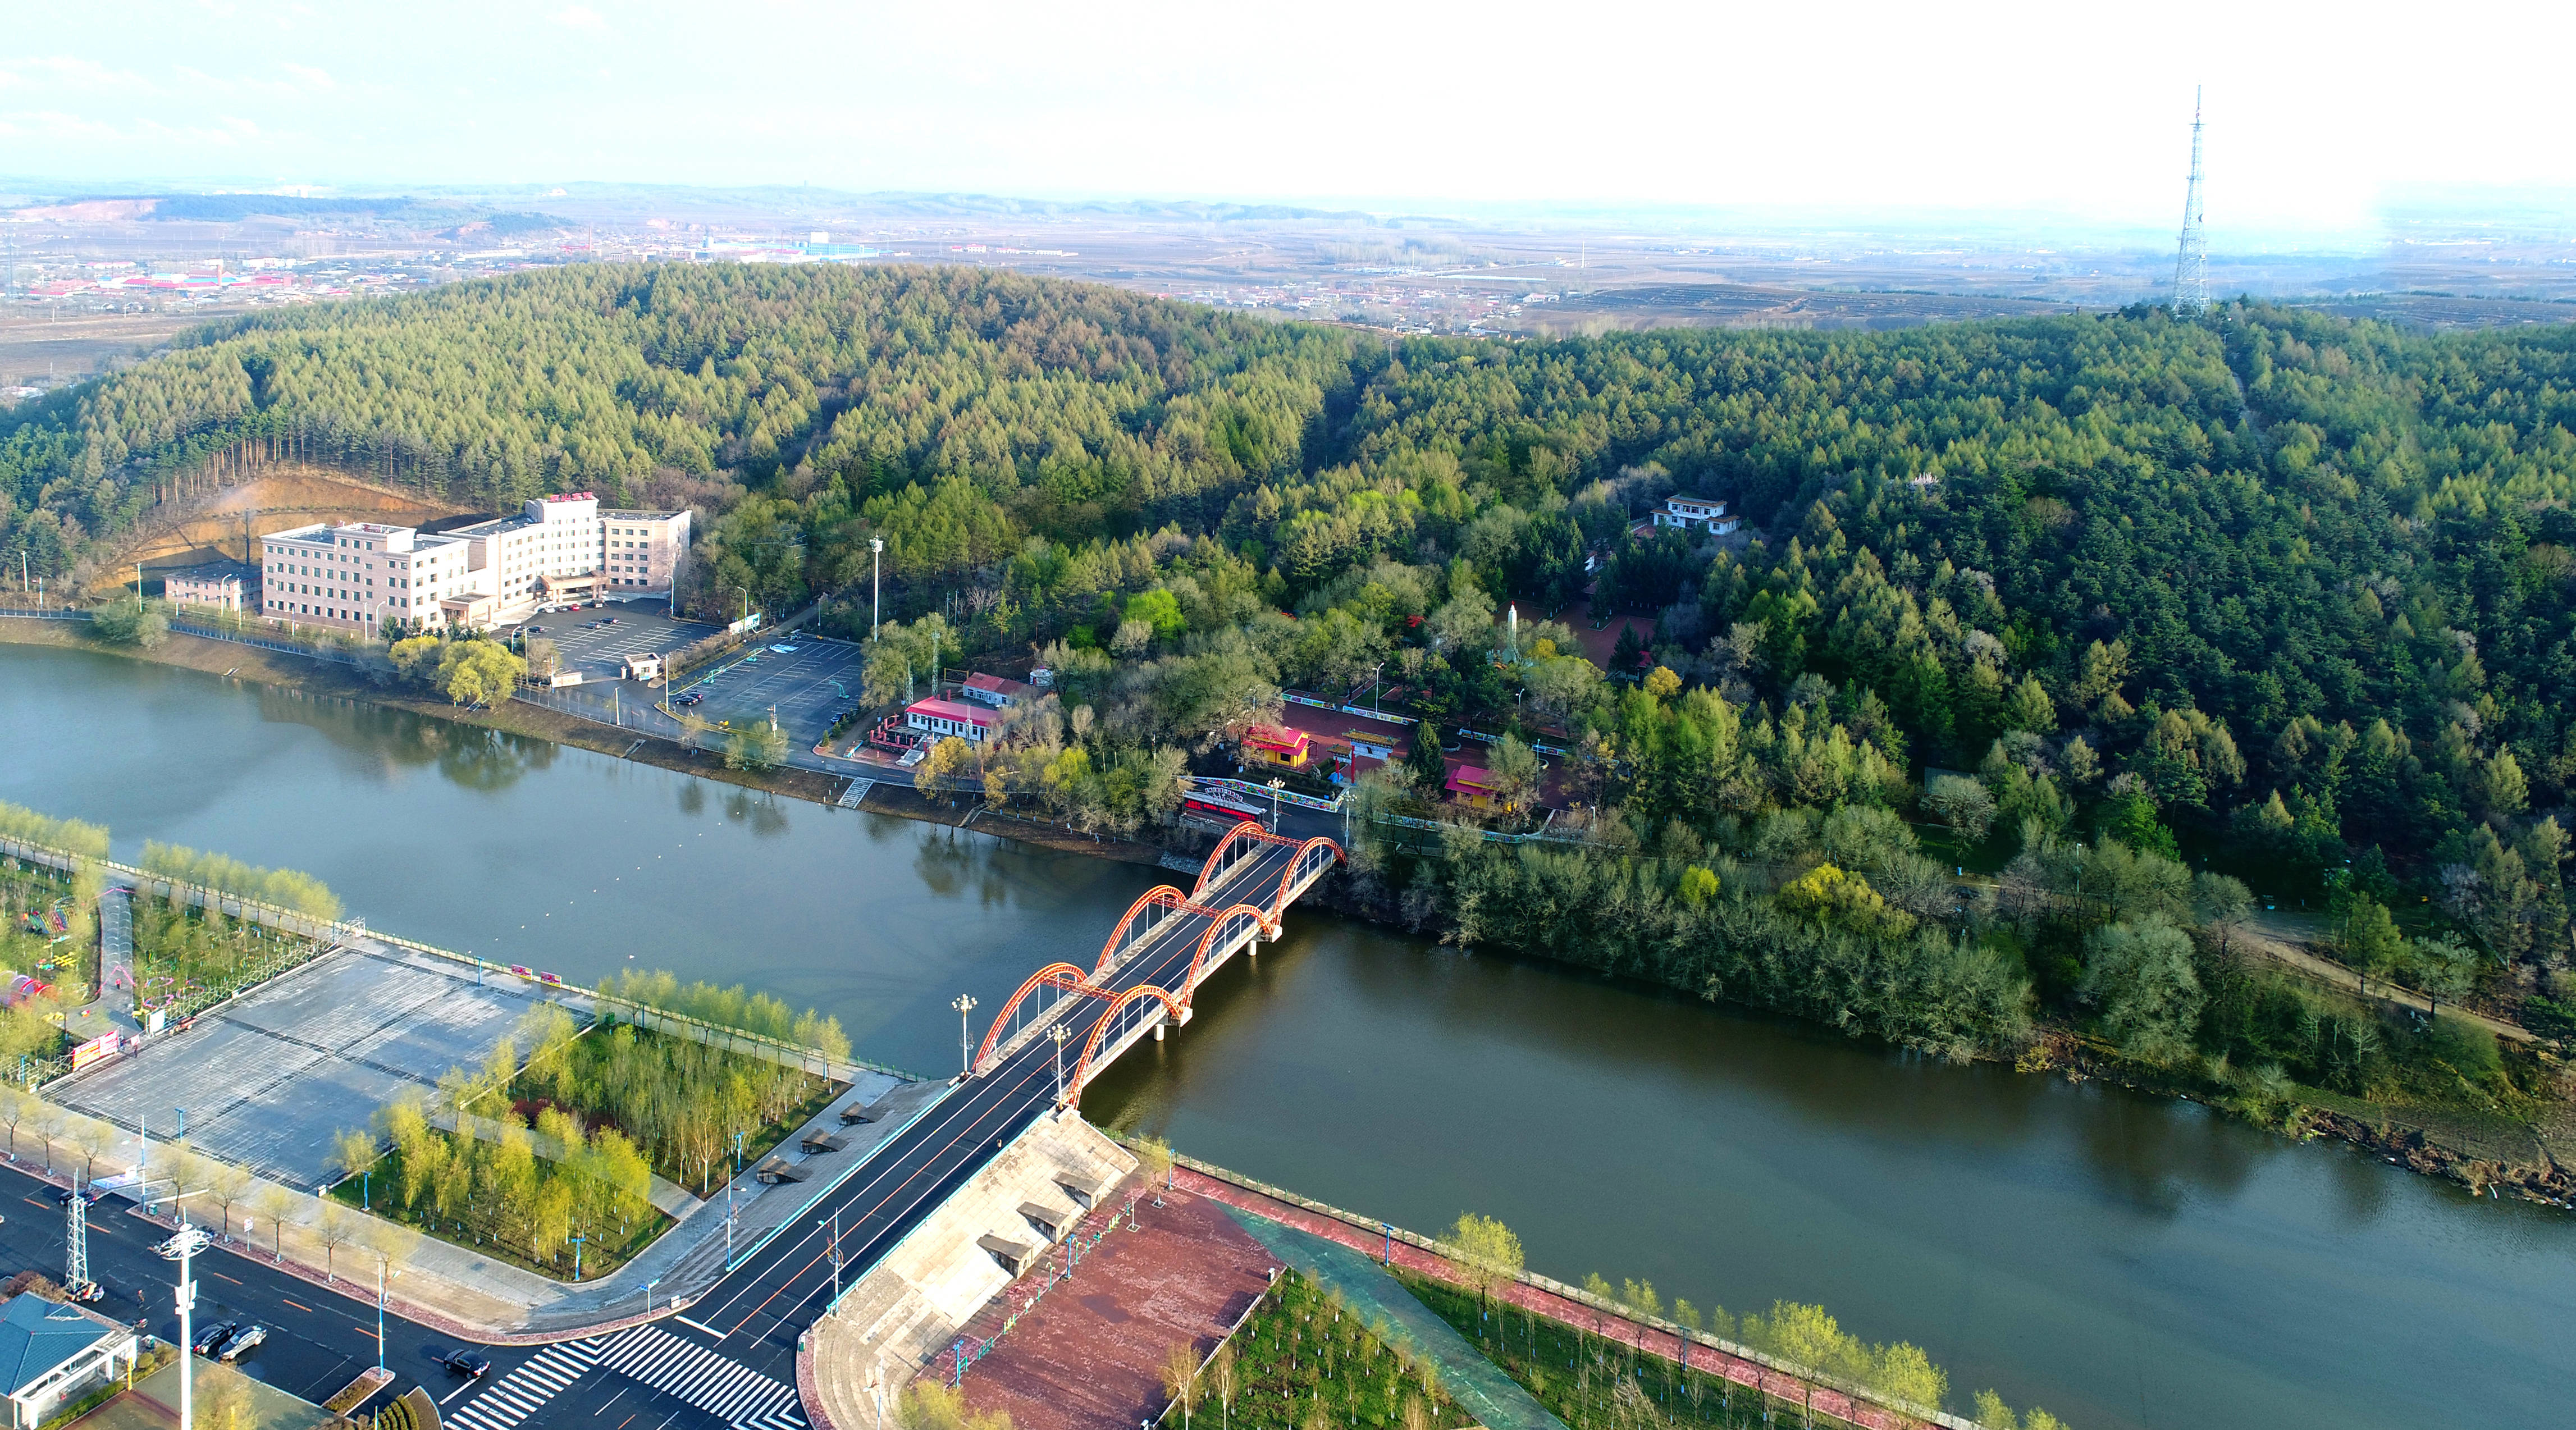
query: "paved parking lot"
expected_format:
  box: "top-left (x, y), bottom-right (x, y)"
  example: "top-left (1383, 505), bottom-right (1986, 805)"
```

top-left (514, 598), bottom-right (724, 679)
top-left (672, 636), bottom-right (870, 746)
top-left (48, 944), bottom-right (583, 1188)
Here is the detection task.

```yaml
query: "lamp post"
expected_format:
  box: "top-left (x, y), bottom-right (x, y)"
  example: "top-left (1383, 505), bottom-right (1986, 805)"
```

top-left (374, 1253), bottom-right (401, 1372)
top-left (1268, 778), bottom-right (1285, 834)
top-left (1050, 1024), bottom-right (1071, 1108)
top-left (643, 1277), bottom-right (660, 1316)
top-left (952, 995), bottom-right (978, 1079)
top-left (153, 1194), bottom-right (210, 1430)
top-left (870, 537), bottom-right (884, 638)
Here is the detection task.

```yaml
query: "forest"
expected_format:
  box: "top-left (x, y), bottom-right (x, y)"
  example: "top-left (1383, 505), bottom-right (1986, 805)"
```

top-left (7, 266), bottom-right (2572, 1135)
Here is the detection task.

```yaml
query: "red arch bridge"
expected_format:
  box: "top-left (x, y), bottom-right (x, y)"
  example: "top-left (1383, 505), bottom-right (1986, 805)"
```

top-left (974, 820), bottom-right (1342, 1108)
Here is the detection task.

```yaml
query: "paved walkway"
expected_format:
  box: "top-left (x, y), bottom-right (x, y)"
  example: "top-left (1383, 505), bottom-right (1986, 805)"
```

top-left (1175, 1169), bottom-right (1938, 1430)
top-left (70, 887), bottom-right (140, 1039)
top-left (1219, 1205), bottom-right (1566, 1430)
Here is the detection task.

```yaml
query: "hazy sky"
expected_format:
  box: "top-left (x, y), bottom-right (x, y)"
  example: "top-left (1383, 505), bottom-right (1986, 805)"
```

top-left (3, 0), bottom-right (2569, 233)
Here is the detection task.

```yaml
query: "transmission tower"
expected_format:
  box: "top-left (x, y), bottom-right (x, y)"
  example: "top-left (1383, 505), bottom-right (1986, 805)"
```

top-left (65, 1173), bottom-right (88, 1291)
top-left (2171, 87), bottom-right (2210, 317)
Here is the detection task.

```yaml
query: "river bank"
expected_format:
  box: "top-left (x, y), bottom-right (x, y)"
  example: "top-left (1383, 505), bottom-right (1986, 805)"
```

top-left (7, 615), bottom-right (2570, 1217)
top-left (6, 636), bottom-right (2570, 1428)
top-left (0, 615), bottom-right (1172, 869)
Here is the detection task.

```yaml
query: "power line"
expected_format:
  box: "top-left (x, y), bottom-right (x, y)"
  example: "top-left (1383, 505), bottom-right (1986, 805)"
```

top-left (2172, 86), bottom-right (2210, 318)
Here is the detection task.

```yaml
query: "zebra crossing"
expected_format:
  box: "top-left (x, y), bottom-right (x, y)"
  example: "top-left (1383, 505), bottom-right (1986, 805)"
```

top-left (446, 1339), bottom-right (603, 1430)
top-left (445, 1324), bottom-right (806, 1430)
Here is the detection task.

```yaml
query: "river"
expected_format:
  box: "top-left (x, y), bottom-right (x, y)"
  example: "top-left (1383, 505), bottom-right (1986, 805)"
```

top-left (0, 642), bottom-right (2561, 1430)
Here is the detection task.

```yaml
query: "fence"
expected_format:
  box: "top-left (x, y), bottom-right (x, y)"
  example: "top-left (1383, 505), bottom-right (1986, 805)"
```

top-left (1132, 1139), bottom-right (1979, 1430)
top-left (3, 830), bottom-right (914, 1089)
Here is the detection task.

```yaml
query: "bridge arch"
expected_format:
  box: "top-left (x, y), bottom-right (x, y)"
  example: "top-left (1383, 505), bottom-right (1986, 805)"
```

top-left (1093, 885), bottom-right (1193, 978)
top-left (1063, 984), bottom-right (1185, 1109)
top-left (1264, 837), bottom-right (1345, 920)
top-left (1177, 902), bottom-right (1276, 1007)
top-left (972, 961), bottom-right (1092, 1076)
top-left (1191, 820), bottom-right (1292, 900)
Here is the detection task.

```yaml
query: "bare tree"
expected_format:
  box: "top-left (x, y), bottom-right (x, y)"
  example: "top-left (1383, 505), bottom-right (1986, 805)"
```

top-left (208, 1161), bottom-right (255, 1237)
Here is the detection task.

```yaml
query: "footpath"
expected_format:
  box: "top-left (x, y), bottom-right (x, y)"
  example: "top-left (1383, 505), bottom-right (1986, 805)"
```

top-left (1166, 1159), bottom-right (1974, 1430)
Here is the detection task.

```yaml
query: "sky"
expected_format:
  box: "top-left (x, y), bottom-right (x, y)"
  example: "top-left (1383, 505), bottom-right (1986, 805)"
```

top-left (3, 0), bottom-right (2572, 236)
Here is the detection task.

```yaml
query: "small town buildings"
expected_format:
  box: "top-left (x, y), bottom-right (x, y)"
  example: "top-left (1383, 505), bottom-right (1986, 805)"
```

top-left (159, 559), bottom-right (257, 613)
top-left (960, 673), bottom-right (1037, 709)
top-left (0, 1293), bottom-right (139, 1429)
top-left (906, 697), bottom-right (994, 744)
top-left (1238, 724), bottom-right (1312, 770)
top-left (1651, 495), bottom-right (1741, 536)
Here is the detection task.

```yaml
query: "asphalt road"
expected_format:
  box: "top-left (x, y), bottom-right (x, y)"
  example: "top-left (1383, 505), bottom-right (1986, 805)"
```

top-left (667, 838), bottom-right (1305, 1390)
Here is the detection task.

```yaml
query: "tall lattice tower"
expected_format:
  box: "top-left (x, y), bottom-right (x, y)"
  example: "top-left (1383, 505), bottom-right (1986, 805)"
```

top-left (2171, 88), bottom-right (2210, 317)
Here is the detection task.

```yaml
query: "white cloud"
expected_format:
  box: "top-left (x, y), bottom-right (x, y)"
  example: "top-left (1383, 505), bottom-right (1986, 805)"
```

top-left (550, 6), bottom-right (609, 32)
top-left (278, 62), bottom-right (334, 89)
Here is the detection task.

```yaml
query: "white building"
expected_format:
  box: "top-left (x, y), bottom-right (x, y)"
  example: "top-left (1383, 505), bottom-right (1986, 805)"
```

top-left (598, 508), bottom-right (693, 596)
top-left (257, 492), bottom-right (693, 637)
top-left (1652, 494), bottom-right (1742, 536)
top-left (258, 519), bottom-right (483, 636)
top-left (449, 492), bottom-right (609, 610)
top-left (161, 560), bottom-right (257, 613)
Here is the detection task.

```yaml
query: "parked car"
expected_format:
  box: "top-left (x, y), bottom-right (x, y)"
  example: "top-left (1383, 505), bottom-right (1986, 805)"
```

top-left (218, 1326), bottom-right (266, 1362)
top-left (674, 692), bottom-right (704, 707)
top-left (527, 625), bottom-right (545, 634)
top-left (442, 1349), bottom-right (492, 1378)
top-left (601, 616), bottom-right (618, 625)
top-left (193, 1321), bottom-right (239, 1356)
top-left (51, 1185), bottom-right (106, 1207)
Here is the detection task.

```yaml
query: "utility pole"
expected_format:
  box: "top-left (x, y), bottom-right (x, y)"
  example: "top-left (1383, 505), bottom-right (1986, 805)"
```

top-left (952, 994), bottom-right (978, 1079)
top-left (154, 1195), bottom-right (211, 1430)
top-left (870, 537), bottom-right (883, 638)
top-left (2172, 86), bottom-right (2210, 318)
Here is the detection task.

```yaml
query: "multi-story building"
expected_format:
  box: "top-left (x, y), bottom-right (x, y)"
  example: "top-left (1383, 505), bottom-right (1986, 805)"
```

top-left (449, 492), bottom-right (609, 610)
top-left (597, 507), bottom-right (692, 596)
top-left (257, 492), bottom-right (692, 637)
top-left (257, 519), bottom-right (483, 636)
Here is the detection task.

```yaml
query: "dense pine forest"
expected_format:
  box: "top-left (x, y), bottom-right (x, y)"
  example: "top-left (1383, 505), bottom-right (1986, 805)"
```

top-left (7, 266), bottom-right (2573, 1141)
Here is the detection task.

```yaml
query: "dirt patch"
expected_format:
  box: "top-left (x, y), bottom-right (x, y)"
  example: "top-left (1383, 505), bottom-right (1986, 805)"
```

top-left (111, 464), bottom-right (480, 581)
top-left (955, 1187), bottom-right (1276, 1430)
top-left (0, 305), bottom-right (202, 387)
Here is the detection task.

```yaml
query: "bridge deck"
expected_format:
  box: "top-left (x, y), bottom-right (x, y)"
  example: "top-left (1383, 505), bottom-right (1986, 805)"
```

top-left (695, 826), bottom-right (1336, 1376)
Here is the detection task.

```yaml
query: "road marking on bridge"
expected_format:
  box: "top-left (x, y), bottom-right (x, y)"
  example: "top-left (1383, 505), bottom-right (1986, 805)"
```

top-left (447, 1338), bottom-right (605, 1430)
top-left (595, 1324), bottom-right (805, 1428)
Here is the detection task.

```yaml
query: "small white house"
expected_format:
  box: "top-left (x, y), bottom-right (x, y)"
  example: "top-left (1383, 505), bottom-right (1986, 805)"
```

top-left (0, 1294), bottom-right (138, 1429)
top-left (1652, 495), bottom-right (1741, 536)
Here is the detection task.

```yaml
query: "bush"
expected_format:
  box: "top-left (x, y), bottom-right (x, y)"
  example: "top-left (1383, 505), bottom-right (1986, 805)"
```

top-left (91, 599), bottom-right (170, 648)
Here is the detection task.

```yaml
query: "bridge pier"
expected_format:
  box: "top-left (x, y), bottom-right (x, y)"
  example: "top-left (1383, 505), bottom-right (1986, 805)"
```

top-left (1152, 1022), bottom-right (1164, 1041)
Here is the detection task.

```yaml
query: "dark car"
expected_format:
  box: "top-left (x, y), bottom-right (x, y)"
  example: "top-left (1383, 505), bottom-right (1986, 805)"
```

top-left (193, 1321), bottom-right (239, 1356)
top-left (674, 692), bottom-right (703, 707)
top-left (51, 1185), bottom-right (106, 1207)
top-left (218, 1325), bottom-right (266, 1362)
top-left (527, 625), bottom-right (545, 634)
top-left (442, 1349), bottom-right (493, 1378)
top-left (601, 616), bottom-right (618, 625)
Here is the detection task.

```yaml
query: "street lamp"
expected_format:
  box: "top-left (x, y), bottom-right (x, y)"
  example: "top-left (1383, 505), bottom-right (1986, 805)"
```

top-left (1050, 1024), bottom-right (1071, 1107)
top-left (373, 1253), bottom-right (402, 1372)
top-left (952, 995), bottom-right (978, 1079)
top-left (153, 1196), bottom-right (211, 1430)
top-left (870, 537), bottom-right (884, 639)
top-left (1268, 778), bottom-right (1285, 834)
top-left (642, 1277), bottom-right (660, 1316)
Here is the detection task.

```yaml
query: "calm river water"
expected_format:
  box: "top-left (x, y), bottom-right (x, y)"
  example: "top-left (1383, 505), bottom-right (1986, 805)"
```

top-left (0, 643), bottom-right (2561, 1429)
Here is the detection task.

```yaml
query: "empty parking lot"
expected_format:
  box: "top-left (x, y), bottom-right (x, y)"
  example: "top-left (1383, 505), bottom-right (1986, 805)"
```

top-left (48, 945), bottom-right (583, 1189)
top-left (673, 636), bottom-right (869, 745)
top-left (516, 599), bottom-right (724, 680)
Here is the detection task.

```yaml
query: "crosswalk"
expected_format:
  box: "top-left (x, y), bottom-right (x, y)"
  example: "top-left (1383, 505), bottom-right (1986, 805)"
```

top-left (446, 1324), bottom-right (806, 1430)
top-left (446, 1339), bottom-right (602, 1430)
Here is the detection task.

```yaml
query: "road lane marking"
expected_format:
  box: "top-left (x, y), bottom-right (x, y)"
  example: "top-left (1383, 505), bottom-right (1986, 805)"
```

top-left (669, 1315), bottom-right (723, 1339)
top-left (208, 1271), bottom-right (241, 1284)
top-left (282, 1298), bottom-right (313, 1313)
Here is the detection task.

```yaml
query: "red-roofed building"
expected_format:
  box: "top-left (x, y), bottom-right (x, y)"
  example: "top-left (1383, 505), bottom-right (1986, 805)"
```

top-left (1446, 763), bottom-right (1499, 808)
top-left (961, 673), bottom-right (1038, 709)
top-left (1239, 724), bottom-right (1312, 770)
top-left (905, 697), bottom-right (995, 743)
